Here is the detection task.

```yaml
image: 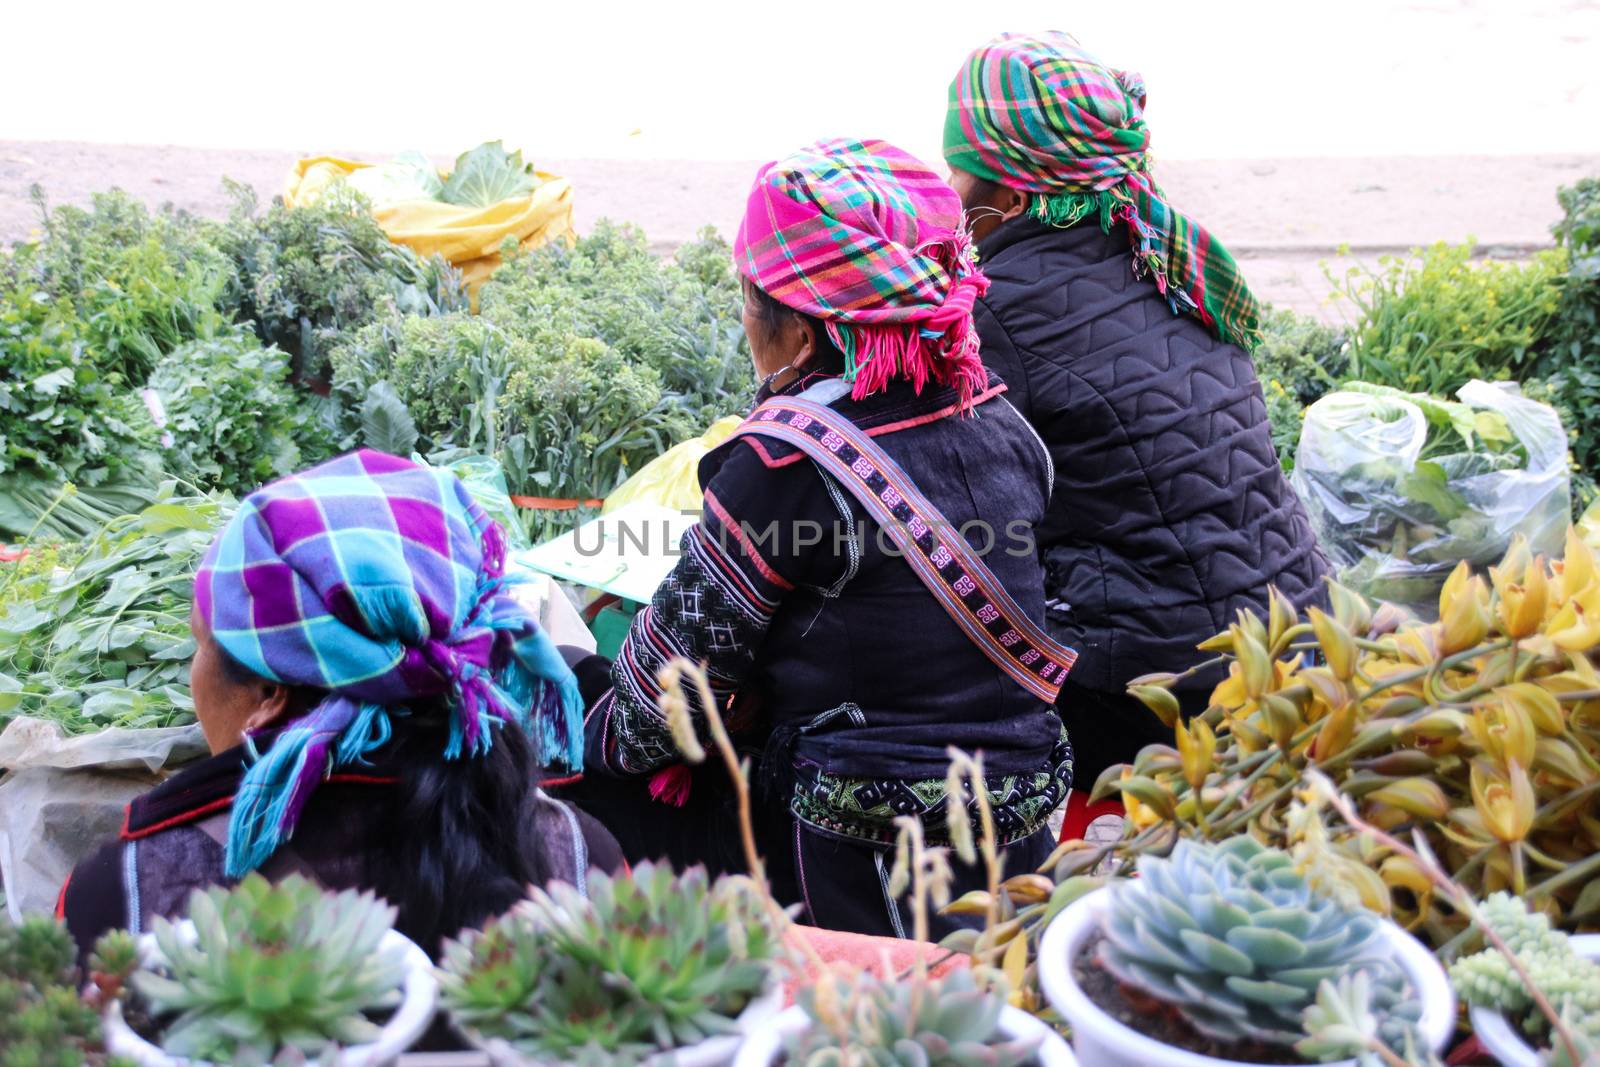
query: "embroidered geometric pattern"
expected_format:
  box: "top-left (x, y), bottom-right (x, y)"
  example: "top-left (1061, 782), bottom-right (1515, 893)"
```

top-left (791, 723), bottom-right (1074, 846)
top-left (738, 397), bottom-right (1077, 703)
top-left (606, 518), bottom-right (779, 773)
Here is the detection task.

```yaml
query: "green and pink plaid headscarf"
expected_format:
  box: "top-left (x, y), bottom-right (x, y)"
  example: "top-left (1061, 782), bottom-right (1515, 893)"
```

top-left (734, 138), bottom-right (990, 407)
top-left (195, 450), bottom-right (581, 877)
top-left (944, 32), bottom-right (1263, 350)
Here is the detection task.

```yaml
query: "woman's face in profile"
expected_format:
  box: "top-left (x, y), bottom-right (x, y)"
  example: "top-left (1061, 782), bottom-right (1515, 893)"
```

top-left (741, 278), bottom-right (814, 384)
top-left (188, 605), bottom-right (289, 754)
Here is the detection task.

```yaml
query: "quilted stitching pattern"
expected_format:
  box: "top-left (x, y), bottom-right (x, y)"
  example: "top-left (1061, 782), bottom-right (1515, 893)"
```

top-left (976, 219), bottom-right (1328, 692)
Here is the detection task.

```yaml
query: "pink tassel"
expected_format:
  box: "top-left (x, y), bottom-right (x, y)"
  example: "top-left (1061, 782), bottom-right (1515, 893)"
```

top-left (648, 764), bottom-right (694, 807)
top-left (831, 280), bottom-right (991, 410)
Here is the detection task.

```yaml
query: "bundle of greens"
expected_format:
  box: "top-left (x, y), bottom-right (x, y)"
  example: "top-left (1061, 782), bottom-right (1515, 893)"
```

top-left (331, 221), bottom-right (749, 535)
top-left (0, 191), bottom-right (225, 538)
top-left (0, 486), bottom-right (231, 734)
top-left (147, 329), bottom-right (334, 497)
top-left (1327, 240), bottom-right (1567, 398)
top-left (331, 311), bottom-right (694, 538)
top-left (216, 182), bottom-right (466, 382)
top-left (8, 187), bottom-right (234, 386)
top-left (1249, 307), bottom-right (1350, 470)
top-left (479, 220), bottom-right (752, 427)
top-left (1528, 176), bottom-right (1600, 507)
top-left (1291, 380), bottom-right (1569, 612)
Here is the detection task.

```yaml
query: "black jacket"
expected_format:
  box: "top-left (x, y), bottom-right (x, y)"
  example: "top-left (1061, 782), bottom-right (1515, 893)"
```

top-left (592, 372), bottom-right (1064, 779)
top-left (972, 216), bottom-right (1329, 693)
top-left (60, 736), bottom-right (623, 964)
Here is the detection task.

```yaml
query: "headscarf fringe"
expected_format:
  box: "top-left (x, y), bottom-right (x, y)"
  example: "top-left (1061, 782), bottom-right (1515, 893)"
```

top-left (207, 451), bottom-right (587, 879)
top-left (1030, 188), bottom-right (1261, 351)
top-left (225, 694), bottom-right (380, 878)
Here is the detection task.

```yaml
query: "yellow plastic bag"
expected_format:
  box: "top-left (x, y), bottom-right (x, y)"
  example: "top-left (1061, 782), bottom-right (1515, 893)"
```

top-left (283, 156), bottom-right (575, 291)
top-left (603, 417), bottom-right (743, 515)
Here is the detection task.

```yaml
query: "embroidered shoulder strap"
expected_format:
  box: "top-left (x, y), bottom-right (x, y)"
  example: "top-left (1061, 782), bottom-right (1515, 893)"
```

top-left (735, 394), bottom-right (1076, 703)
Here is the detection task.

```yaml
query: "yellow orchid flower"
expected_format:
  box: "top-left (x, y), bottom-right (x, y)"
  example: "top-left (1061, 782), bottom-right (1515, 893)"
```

top-left (1438, 566), bottom-right (1490, 654)
top-left (1496, 555), bottom-right (1549, 639)
top-left (1176, 716), bottom-right (1217, 791)
top-left (1560, 526), bottom-right (1596, 603)
top-left (1496, 682), bottom-right (1565, 736)
top-left (1308, 607), bottom-right (1357, 681)
top-left (1469, 698), bottom-right (1538, 768)
top-left (1547, 599), bottom-right (1600, 653)
top-left (1470, 760), bottom-right (1535, 844)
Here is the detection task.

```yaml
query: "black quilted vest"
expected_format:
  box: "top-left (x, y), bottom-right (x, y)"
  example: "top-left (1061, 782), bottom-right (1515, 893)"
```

top-left (697, 374), bottom-right (1064, 780)
top-left (972, 216), bottom-right (1329, 694)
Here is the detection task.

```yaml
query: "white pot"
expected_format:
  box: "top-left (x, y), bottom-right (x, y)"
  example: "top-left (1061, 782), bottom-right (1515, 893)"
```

top-left (104, 922), bottom-right (438, 1067)
top-left (1468, 933), bottom-right (1600, 1067)
top-left (730, 1001), bottom-right (1078, 1067)
top-left (469, 972), bottom-right (785, 1067)
top-left (1037, 887), bottom-right (1455, 1067)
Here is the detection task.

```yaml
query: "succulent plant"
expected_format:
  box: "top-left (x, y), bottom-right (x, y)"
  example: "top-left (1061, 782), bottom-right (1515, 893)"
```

top-left (1098, 836), bottom-right (1407, 1047)
top-left (1088, 532), bottom-right (1600, 952)
top-left (0, 911), bottom-right (130, 1067)
top-left (86, 929), bottom-right (139, 1002)
top-left (130, 873), bottom-right (407, 1063)
top-left (1451, 891), bottom-right (1600, 1043)
top-left (1295, 970), bottom-right (1433, 1067)
top-left (784, 969), bottom-right (1038, 1067)
top-left (1544, 1002), bottom-right (1600, 1067)
top-left (439, 862), bottom-right (782, 1064)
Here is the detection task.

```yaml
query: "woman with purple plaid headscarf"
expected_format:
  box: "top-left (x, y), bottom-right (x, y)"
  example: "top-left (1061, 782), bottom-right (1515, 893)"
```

top-left (60, 451), bottom-right (622, 961)
top-left (557, 140), bottom-right (1073, 941)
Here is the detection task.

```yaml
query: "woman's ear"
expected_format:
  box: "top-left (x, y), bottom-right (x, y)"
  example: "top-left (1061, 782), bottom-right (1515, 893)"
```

top-left (242, 682), bottom-right (296, 734)
top-left (999, 185), bottom-right (1030, 222)
top-left (792, 316), bottom-right (819, 369)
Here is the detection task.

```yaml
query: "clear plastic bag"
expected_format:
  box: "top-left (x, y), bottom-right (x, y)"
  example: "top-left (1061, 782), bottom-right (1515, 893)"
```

top-left (422, 449), bottom-right (532, 551)
top-left (1291, 380), bottom-right (1570, 616)
top-left (0, 717), bottom-right (206, 918)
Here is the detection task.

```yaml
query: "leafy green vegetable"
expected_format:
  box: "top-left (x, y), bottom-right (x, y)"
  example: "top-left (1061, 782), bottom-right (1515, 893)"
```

top-left (0, 487), bottom-right (231, 734)
top-left (10, 187), bottom-right (234, 385)
top-left (0, 192), bottom-right (227, 515)
top-left (345, 150), bottom-right (443, 206)
top-left (358, 380), bottom-right (418, 457)
top-left (1528, 176), bottom-right (1600, 513)
top-left (479, 220), bottom-right (752, 427)
top-left (330, 311), bottom-right (694, 538)
top-left (439, 141), bottom-right (541, 209)
top-left (147, 330), bottom-right (312, 496)
top-left (1250, 307), bottom-right (1349, 470)
top-left (215, 182), bottom-right (467, 382)
top-left (1293, 381), bottom-right (1569, 613)
top-left (1327, 240), bottom-right (1566, 398)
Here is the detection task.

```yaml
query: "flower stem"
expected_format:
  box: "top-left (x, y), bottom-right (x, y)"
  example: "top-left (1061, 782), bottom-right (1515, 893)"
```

top-left (1310, 770), bottom-right (1581, 1066)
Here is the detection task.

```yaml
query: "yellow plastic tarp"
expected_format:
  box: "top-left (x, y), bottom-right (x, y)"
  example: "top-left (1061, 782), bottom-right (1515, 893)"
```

top-left (283, 156), bottom-right (575, 291)
top-left (603, 416), bottom-right (743, 515)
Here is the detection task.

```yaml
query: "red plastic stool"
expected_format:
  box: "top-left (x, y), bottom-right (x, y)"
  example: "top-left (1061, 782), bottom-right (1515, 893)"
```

top-left (1059, 790), bottom-right (1125, 843)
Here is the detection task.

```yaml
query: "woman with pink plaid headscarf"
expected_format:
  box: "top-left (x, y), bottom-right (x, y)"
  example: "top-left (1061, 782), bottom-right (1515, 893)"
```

top-left (558, 138), bottom-right (1075, 940)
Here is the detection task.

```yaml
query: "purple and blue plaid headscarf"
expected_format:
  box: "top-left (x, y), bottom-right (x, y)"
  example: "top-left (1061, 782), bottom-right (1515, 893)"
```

top-left (194, 450), bottom-right (581, 878)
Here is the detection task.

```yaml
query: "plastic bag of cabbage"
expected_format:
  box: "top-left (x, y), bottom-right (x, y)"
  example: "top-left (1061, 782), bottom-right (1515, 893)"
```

top-left (1292, 380), bottom-right (1569, 615)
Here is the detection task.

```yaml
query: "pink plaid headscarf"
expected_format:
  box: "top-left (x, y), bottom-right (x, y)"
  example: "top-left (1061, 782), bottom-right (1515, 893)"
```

top-left (733, 139), bottom-right (990, 408)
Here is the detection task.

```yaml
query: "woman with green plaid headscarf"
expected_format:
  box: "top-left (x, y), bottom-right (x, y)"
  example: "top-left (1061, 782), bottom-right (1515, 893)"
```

top-left (944, 31), bottom-right (1262, 348)
top-left (943, 32), bottom-right (1329, 807)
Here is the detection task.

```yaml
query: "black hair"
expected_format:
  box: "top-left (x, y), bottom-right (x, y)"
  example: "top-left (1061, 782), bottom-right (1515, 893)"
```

top-left (743, 280), bottom-right (847, 376)
top-left (215, 644), bottom-right (549, 950)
